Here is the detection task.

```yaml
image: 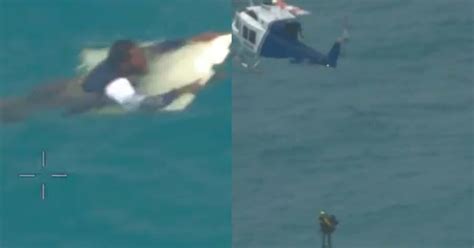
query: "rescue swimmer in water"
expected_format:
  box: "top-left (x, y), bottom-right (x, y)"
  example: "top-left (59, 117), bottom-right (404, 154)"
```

top-left (0, 32), bottom-right (232, 123)
top-left (232, 0), bottom-right (350, 69)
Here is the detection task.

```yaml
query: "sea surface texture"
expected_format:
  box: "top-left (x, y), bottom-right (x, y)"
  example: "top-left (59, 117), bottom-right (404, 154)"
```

top-left (1, 0), bottom-right (231, 247)
top-left (232, 0), bottom-right (473, 247)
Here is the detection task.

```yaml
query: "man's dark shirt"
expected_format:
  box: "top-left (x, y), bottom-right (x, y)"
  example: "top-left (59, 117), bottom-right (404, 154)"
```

top-left (82, 61), bottom-right (119, 94)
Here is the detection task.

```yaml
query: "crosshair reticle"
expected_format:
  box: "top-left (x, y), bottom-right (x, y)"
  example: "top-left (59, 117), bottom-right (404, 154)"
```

top-left (18, 151), bottom-right (68, 200)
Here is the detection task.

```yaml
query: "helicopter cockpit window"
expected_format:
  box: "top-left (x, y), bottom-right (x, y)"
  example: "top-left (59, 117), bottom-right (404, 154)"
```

top-left (248, 30), bottom-right (256, 44)
top-left (242, 25), bottom-right (256, 45)
top-left (243, 26), bottom-right (249, 40)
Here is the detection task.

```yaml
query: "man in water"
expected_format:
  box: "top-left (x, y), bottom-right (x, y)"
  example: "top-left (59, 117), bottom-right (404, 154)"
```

top-left (319, 210), bottom-right (338, 248)
top-left (70, 39), bottom-right (203, 114)
top-left (1, 33), bottom-right (231, 123)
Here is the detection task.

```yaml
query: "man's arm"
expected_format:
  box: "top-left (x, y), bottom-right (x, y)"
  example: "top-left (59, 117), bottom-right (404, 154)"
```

top-left (103, 77), bottom-right (203, 112)
top-left (138, 80), bottom-right (202, 111)
top-left (172, 80), bottom-right (203, 95)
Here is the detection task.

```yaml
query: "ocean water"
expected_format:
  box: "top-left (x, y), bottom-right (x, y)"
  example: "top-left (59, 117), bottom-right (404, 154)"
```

top-left (232, 0), bottom-right (473, 247)
top-left (1, 1), bottom-right (231, 247)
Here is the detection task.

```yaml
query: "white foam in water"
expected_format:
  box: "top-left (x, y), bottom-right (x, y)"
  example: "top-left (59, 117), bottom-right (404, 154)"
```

top-left (77, 34), bottom-right (232, 112)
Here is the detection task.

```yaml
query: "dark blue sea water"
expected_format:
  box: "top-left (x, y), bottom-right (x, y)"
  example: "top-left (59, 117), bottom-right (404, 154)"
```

top-left (232, 0), bottom-right (473, 247)
top-left (1, 1), bottom-right (231, 247)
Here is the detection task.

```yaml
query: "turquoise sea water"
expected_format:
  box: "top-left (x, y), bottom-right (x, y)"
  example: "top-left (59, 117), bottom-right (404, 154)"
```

top-left (1, 1), bottom-right (231, 247)
top-left (232, 0), bottom-right (472, 247)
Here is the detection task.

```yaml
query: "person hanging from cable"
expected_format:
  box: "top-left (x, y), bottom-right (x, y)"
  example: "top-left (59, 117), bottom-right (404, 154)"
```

top-left (318, 210), bottom-right (339, 248)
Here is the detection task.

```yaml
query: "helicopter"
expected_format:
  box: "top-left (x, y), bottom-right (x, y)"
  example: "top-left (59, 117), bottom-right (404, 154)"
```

top-left (232, 0), bottom-right (349, 69)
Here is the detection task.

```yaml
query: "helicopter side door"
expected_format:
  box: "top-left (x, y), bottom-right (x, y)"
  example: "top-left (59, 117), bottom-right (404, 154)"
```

top-left (241, 25), bottom-right (258, 53)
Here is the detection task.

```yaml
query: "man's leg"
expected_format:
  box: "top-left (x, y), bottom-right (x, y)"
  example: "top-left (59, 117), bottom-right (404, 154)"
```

top-left (26, 78), bottom-right (75, 107)
top-left (62, 94), bottom-right (108, 117)
top-left (0, 97), bottom-right (31, 123)
top-left (1, 78), bottom-right (75, 123)
top-left (0, 77), bottom-right (95, 123)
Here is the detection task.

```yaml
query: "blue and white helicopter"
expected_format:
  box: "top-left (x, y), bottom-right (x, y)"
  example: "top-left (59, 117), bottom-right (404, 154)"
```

top-left (232, 0), bottom-right (349, 69)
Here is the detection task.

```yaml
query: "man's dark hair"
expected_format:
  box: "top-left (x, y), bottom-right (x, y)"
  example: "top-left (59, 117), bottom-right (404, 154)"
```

top-left (106, 40), bottom-right (136, 68)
